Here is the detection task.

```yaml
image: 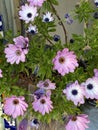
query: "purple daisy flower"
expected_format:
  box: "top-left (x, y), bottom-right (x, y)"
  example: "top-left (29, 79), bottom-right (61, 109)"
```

top-left (13, 36), bottom-right (29, 54)
top-left (37, 79), bottom-right (56, 90)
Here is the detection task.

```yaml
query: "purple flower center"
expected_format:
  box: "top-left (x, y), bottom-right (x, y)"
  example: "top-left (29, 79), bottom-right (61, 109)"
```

top-left (27, 13), bottom-right (32, 18)
top-left (43, 81), bottom-right (49, 87)
top-left (44, 18), bottom-right (49, 22)
top-left (72, 89), bottom-right (78, 95)
top-left (13, 99), bottom-right (19, 105)
top-left (33, 119), bottom-right (39, 124)
top-left (87, 84), bottom-right (93, 90)
top-left (40, 99), bottom-right (46, 104)
top-left (71, 116), bottom-right (77, 121)
top-left (30, 30), bottom-right (35, 34)
top-left (16, 50), bottom-right (21, 56)
top-left (59, 57), bottom-right (65, 64)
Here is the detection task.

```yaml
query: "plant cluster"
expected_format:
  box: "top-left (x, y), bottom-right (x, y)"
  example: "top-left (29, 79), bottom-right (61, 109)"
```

top-left (0, 0), bottom-right (98, 129)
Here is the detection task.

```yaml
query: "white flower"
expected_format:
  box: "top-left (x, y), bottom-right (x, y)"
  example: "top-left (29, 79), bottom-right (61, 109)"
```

top-left (27, 24), bottom-right (38, 34)
top-left (30, 119), bottom-right (39, 129)
top-left (19, 4), bottom-right (38, 23)
top-left (82, 77), bottom-right (98, 99)
top-left (42, 12), bottom-right (54, 22)
top-left (0, 21), bottom-right (2, 26)
top-left (94, 0), bottom-right (98, 7)
top-left (63, 81), bottom-right (85, 105)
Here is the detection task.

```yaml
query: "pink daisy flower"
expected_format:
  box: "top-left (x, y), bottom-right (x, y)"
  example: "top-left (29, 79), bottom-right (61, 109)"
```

top-left (66, 114), bottom-right (90, 130)
top-left (4, 44), bottom-right (26, 64)
top-left (32, 96), bottom-right (53, 115)
top-left (27, 0), bottom-right (45, 7)
top-left (52, 48), bottom-right (78, 76)
top-left (82, 77), bottom-right (98, 99)
top-left (94, 68), bottom-right (98, 77)
top-left (4, 96), bottom-right (28, 118)
top-left (63, 81), bottom-right (85, 105)
top-left (0, 69), bottom-right (3, 78)
top-left (13, 36), bottom-right (29, 54)
top-left (19, 4), bottom-right (38, 23)
top-left (37, 79), bottom-right (56, 90)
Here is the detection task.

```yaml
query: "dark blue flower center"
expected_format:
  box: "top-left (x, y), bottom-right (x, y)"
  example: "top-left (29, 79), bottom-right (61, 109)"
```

top-left (30, 30), bottom-right (35, 34)
top-left (87, 84), bottom-right (93, 90)
top-left (53, 34), bottom-right (60, 42)
top-left (33, 119), bottom-right (39, 124)
top-left (95, 2), bottom-right (98, 7)
top-left (72, 90), bottom-right (78, 95)
top-left (27, 13), bottom-right (32, 18)
top-left (44, 18), bottom-right (49, 22)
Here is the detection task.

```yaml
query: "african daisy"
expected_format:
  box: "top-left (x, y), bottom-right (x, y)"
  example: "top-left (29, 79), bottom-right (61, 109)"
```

top-left (63, 81), bottom-right (85, 105)
top-left (32, 96), bottom-right (53, 115)
top-left (52, 48), bottom-right (78, 76)
top-left (4, 44), bottom-right (26, 64)
top-left (19, 4), bottom-right (38, 23)
top-left (4, 96), bottom-right (28, 118)
top-left (66, 114), bottom-right (90, 130)
top-left (37, 79), bottom-right (56, 90)
top-left (82, 77), bottom-right (98, 99)
top-left (27, 0), bottom-right (45, 7)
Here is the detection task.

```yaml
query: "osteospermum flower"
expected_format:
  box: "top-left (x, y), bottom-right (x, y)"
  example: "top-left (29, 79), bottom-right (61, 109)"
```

top-left (19, 4), bottom-right (38, 23)
top-left (13, 36), bottom-right (29, 54)
top-left (4, 44), bottom-right (26, 64)
top-left (63, 81), bottom-right (85, 105)
top-left (65, 13), bottom-right (73, 25)
top-left (34, 88), bottom-right (51, 99)
top-left (0, 69), bottom-right (3, 78)
top-left (18, 118), bottom-right (28, 130)
top-left (52, 48), bottom-right (78, 76)
top-left (33, 96), bottom-right (53, 115)
top-left (27, 0), bottom-right (45, 7)
top-left (4, 96), bottom-right (28, 118)
top-left (27, 24), bottom-right (38, 35)
top-left (37, 79), bottom-right (56, 90)
top-left (94, 68), bottom-right (98, 77)
top-left (42, 12), bottom-right (54, 22)
top-left (66, 114), bottom-right (90, 130)
top-left (94, 0), bottom-right (98, 7)
top-left (30, 119), bottom-right (39, 129)
top-left (82, 77), bottom-right (98, 99)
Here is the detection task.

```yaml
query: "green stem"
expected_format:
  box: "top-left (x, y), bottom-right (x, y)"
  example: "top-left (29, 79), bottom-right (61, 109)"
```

top-left (49, 1), bottom-right (68, 44)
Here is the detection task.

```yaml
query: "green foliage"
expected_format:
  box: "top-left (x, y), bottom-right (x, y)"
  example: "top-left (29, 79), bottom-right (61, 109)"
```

top-left (74, 0), bottom-right (94, 22)
top-left (0, 0), bottom-right (98, 124)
